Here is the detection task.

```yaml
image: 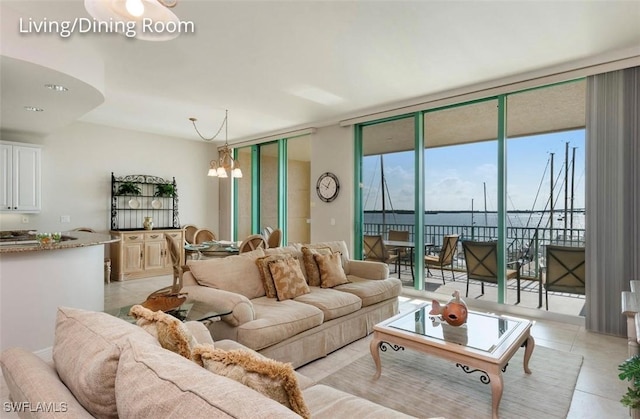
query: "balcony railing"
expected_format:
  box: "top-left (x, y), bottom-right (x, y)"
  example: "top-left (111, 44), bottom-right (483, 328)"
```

top-left (363, 222), bottom-right (585, 279)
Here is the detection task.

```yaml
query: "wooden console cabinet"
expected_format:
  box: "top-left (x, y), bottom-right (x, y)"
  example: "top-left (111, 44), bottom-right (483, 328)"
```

top-left (110, 229), bottom-right (184, 281)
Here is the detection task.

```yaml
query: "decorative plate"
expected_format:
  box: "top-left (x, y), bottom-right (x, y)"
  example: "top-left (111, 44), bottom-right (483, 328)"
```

top-left (128, 198), bottom-right (140, 209)
top-left (151, 199), bottom-right (163, 209)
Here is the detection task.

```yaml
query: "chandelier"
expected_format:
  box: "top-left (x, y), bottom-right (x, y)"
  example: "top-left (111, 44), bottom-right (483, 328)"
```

top-left (189, 110), bottom-right (243, 178)
top-left (83, 0), bottom-right (180, 41)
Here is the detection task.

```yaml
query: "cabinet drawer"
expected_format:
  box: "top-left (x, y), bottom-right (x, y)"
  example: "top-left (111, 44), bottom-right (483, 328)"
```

top-left (164, 232), bottom-right (182, 240)
top-left (145, 232), bottom-right (164, 241)
top-left (123, 234), bottom-right (144, 242)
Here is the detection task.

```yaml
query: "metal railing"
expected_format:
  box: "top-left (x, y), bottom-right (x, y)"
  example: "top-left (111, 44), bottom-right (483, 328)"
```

top-left (363, 223), bottom-right (585, 279)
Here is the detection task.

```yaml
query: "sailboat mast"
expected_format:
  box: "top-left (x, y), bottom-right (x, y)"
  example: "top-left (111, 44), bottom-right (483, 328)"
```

top-left (564, 141), bottom-right (569, 232)
top-left (570, 146), bottom-right (577, 236)
top-left (483, 182), bottom-right (488, 227)
top-left (380, 155), bottom-right (386, 231)
top-left (550, 152), bottom-right (554, 231)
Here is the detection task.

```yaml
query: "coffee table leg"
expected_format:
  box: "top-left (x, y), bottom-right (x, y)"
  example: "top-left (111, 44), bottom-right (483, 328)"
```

top-left (488, 368), bottom-right (503, 419)
top-left (523, 335), bottom-right (535, 374)
top-left (369, 336), bottom-right (382, 380)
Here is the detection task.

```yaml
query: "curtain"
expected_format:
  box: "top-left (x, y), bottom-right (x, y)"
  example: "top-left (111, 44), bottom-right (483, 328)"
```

top-left (585, 66), bottom-right (640, 336)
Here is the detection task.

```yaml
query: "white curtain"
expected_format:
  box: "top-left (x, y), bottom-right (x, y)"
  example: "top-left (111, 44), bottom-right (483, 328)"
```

top-left (585, 66), bottom-right (640, 336)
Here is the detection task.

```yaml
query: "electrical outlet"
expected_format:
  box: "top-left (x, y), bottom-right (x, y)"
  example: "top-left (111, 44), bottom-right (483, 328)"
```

top-left (60, 215), bottom-right (71, 223)
top-left (21, 216), bottom-right (29, 224)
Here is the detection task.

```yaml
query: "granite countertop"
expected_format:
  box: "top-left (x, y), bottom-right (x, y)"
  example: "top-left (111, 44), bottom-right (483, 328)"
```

top-left (0, 231), bottom-right (119, 254)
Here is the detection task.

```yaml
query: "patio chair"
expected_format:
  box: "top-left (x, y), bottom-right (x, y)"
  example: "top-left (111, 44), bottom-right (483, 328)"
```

top-left (425, 234), bottom-right (459, 284)
top-left (239, 234), bottom-right (267, 253)
top-left (461, 240), bottom-right (522, 304)
top-left (364, 234), bottom-right (399, 273)
top-left (541, 245), bottom-right (585, 310)
top-left (388, 229), bottom-right (411, 273)
top-left (267, 228), bottom-right (282, 248)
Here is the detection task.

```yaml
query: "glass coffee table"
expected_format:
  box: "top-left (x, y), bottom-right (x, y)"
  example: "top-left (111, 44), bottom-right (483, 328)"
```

top-left (107, 301), bottom-right (232, 324)
top-left (370, 302), bottom-right (535, 419)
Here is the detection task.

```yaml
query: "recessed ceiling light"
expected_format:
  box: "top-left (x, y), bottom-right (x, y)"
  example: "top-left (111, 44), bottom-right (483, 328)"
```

top-left (24, 106), bottom-right (44, 112)
top-left (45, 84), bottom-right (68, 92)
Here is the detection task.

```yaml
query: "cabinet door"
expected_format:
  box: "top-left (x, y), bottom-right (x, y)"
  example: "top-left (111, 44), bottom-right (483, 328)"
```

top-left (122, 240), bottom-right (144, 274)
top-left (13, 146), bottom-right (41, 212)
top-left (144, 233), bottom-right (165, 271)
top-left (0, 144), bottom-right (11, 211)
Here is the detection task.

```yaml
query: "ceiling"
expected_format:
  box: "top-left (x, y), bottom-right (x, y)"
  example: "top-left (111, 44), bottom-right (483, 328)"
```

top-left (1, 1), bottom-right (639, 145)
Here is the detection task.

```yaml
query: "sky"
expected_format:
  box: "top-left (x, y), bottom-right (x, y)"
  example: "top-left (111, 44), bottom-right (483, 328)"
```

top-left (362, 129), bottom-right (586, 212)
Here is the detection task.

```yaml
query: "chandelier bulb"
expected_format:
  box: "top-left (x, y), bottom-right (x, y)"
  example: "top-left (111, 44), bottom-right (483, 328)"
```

top-left (125, 0), bottom-right (145, 17)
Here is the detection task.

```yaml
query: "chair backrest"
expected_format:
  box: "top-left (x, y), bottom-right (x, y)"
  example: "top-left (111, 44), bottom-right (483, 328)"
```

top-left (267, 228), bottom-right (282, 248)
top-left (388, 230), bottom-right (409, 242)
top-left (545, 245), bottom-right (586, 294)
top-left (364, 235), bottom-right (386, 261)
top-left (461, 240), bottom-right (499, 283)
top-left (193, 229), bottom-right (216, 244)
top-left (239, 234), bottom-right (267, 253)
top-left (183, 224), bottom-right (198, 244)
top-left (164, 235), bottom-right (182, 293)
top-left (438, 234), bottom-right (459, 264)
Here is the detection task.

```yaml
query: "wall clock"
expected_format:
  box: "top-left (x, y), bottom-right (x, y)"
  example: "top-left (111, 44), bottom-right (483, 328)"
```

top-left (316, 172), bottom-right (340, 202)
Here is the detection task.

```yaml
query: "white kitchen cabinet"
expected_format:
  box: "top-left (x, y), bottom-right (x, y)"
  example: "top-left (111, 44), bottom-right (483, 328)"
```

top-left (0, 141), bottom-right (41, 213)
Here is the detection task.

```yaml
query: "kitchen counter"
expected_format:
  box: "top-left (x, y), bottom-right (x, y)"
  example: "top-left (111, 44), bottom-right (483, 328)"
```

top-left (0, 230), bottom-right (119, 253)
top-left (0, 231), bottom-right (119, 353)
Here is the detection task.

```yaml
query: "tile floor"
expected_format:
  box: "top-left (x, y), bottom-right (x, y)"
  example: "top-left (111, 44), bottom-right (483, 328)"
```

top-left (1, 275), bottom-right (632, 418)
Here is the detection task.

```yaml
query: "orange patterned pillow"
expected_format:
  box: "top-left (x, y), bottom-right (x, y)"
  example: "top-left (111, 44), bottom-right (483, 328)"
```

top-left (256, 254), bottom-right (293, 298)
top-left (301, 246), bottom-right (332, 286)
top-left (268, 257), bottom-right (310, 300)
top-left (313, 252), bottom-right (349, 288)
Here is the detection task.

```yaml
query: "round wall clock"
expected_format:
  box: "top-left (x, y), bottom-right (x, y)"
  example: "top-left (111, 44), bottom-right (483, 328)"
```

top-left (316, 172), bottom-right (340, 202)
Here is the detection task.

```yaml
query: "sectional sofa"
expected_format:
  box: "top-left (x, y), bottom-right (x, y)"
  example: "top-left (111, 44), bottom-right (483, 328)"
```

top-left (181, 240), bottom-right (403, 368)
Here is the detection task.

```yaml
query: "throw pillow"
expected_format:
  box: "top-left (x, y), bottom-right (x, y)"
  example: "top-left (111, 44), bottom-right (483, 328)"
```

top-left (192, 345), bottom-right (311, 419)
top-left (269, 257), bottom-right (310, 300)
top-left (255, 253), bottom-right (293, 298)
top-left (301, 246), bottom-right (332, 286)
top-left (129, 305), bottom-right (197, 359)
top-left (314, 252), bottom-right (350, 288)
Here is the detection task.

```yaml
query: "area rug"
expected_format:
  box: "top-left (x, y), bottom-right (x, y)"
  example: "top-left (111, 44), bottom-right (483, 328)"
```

top-left (320, 345), bottom-right (582, 419)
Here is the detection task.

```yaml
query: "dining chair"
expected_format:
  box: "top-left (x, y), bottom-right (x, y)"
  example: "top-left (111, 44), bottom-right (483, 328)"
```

top-left (193, 228), bottom-right (216, 244)
top-left (461, 240), bottom-right (522, 304)
top-left (239, 234), bottom-right (267, 253)
top-left (183, 224), bottom-right (198, 244)
top-left (267, 228), bottom-right (282, 248)
top-left (425, 234), bottom-right (459, 284)
top-left (363, 234), bottom-right (398, 273)
top-left (541, 245), bottom-right (585, 310)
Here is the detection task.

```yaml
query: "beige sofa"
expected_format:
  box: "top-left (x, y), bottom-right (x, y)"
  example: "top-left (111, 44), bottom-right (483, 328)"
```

top-left (181, 240), bottom-right (402, 368)
top-left (1, 307), bottom-right (420, 418)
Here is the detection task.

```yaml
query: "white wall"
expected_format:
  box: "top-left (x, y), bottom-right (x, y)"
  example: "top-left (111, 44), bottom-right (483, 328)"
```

top-left (0, 121), bottom-right (220, 237)
top-left (310, 124), bottom-right (355, 250)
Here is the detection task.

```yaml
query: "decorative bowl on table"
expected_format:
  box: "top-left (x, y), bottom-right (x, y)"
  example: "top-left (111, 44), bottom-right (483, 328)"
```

top-left (36, 232), bottom-right (62, 247)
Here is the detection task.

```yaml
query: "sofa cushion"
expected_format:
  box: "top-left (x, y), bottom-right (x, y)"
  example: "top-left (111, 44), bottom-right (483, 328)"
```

top-left (192, 346), bottom-right (310, 418)
top-left (187, 248), bottom-right (266, 299)
top-left (303, 384), bottom-right (416, 418)
top-left (314, 252), bottom-right (350, 288)
top-left (115, 339), bottom-right (300, 418)
top-left (52, 306), bottom-right (159, 418)
top-left (293, 287), bottom-right (362, 321)
top-left (238, 298), bottom-right (324, 350)
top-left (129, 304), bottom-right (197, 359)
top-left (335, 277), bottom-right (402, 307)
top-left (301, 246), bottom-right (332, 286)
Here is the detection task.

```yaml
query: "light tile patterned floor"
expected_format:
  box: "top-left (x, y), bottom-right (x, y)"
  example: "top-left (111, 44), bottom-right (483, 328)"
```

top-left (1, 276), bottom-right (630, 418)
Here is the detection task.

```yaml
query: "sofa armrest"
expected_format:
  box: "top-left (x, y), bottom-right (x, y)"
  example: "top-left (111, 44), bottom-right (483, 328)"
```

top-left (181, 285), bottom-right (255, 327)
top-left (347, 259), bottom-right (389, 280)
top-left (0, 347), bottom-right (94, 418)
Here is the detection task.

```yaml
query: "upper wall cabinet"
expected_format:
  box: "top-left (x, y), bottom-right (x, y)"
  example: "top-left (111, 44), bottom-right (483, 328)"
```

top-left (0, 142), bottom-right (42, 213)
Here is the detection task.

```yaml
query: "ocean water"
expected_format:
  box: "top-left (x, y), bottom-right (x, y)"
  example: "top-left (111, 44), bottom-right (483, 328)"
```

top-left (364, 211), bottom-right (586, 230)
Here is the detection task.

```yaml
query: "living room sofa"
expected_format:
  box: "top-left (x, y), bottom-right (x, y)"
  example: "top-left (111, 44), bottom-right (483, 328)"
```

top-left (0, 306), bottom-right (422, 418)
top-left (181, 240), bottom-right (402, 368)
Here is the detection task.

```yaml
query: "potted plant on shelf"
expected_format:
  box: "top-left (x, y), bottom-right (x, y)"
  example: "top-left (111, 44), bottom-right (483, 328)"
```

top-left (116, 181), bottom-right (141, 196)
top-left (619, 355), bottom-right (640, 418)
top-left (154, 183), bottom-right (176, 198)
